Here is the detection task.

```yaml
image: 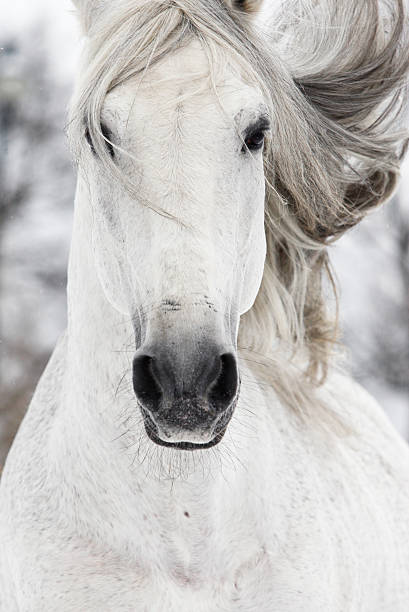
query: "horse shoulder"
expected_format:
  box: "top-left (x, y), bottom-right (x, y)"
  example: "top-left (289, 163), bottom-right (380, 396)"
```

top-left (0, 334), bottom-right (68, 599)
top-left (324, 370), bottom-right (409, 475)
top-left (318, 370), bottom-right (409, 599)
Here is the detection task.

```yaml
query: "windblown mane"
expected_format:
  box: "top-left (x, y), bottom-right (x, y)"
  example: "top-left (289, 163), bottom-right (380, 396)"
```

top-left (69, 0), bottom-right (409, 418)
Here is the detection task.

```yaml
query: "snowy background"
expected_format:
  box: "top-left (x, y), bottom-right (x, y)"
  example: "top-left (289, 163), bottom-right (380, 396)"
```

top-left (1, 0), bottom-right (408, 464)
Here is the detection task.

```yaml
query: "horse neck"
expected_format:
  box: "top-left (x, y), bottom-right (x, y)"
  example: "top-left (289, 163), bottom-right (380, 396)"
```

top-left (56, 178), bottom-right (278, 563)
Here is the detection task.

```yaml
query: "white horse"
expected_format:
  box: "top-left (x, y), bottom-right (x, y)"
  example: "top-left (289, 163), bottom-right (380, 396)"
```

top-left (1, 0), bottom-right (409, 609)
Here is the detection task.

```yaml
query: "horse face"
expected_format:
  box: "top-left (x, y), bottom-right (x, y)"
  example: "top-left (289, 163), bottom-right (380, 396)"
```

top-left (85, 40), bottom-right (268, 449)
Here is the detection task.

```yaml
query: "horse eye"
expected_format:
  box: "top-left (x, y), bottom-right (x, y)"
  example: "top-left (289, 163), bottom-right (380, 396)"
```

top-left (85, 123), bottom-right (115, 159)
top-left (242, 130), bottom-right (266, 153)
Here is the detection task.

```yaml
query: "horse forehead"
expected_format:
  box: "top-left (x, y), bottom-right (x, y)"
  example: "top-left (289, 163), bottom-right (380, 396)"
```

top-left (105, 41), bottom-right (263, 127)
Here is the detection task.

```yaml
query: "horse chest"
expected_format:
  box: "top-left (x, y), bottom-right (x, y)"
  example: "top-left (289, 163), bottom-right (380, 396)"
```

top-left (15, 545), bottom-right (275, 612)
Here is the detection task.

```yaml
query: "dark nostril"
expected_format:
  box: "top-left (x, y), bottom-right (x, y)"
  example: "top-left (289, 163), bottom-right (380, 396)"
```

top-left (132, 354), bottom-right (162, 410)
top-left (207, 353), bottom-right (238, 409)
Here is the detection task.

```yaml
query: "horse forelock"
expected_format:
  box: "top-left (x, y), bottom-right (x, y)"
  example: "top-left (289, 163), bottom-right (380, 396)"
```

top-left (68, 0), bottom-right (409, 423)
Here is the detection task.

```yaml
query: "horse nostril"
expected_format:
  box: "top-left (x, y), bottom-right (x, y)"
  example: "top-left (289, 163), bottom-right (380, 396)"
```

top-left (207, 353), bottom-right (238, 410)
top-left (132, 354), bottom-right (162, 411)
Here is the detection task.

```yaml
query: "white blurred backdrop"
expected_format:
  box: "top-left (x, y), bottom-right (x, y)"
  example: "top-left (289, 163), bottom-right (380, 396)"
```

top-left (1, 0), bottom-right (408, 464)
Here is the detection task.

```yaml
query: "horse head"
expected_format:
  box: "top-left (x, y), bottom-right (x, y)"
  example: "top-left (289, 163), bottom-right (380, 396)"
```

top-left (68, 0), bottom-right (408, 450)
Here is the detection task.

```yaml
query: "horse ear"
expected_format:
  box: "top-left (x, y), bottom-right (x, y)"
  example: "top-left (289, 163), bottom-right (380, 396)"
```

top-left (225, 0), bottom-right (264, 16)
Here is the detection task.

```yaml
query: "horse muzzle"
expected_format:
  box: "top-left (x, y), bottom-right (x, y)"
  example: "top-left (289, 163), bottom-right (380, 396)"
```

top-left (132, 346), bottom-right (240, 450)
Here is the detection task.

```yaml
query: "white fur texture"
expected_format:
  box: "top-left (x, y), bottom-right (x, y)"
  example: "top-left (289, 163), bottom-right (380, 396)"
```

top-left (2, 335), bottom-right (409, 610)
top-left (1, 1), bottom-right (409, 609)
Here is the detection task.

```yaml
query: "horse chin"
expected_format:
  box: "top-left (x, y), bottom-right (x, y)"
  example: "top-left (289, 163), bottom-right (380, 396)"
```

top-left (140, 403), bottom-right (236, 451)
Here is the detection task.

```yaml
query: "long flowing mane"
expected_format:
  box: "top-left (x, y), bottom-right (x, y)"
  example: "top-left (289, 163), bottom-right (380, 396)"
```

top-left (69, 0), bottom-right (409, 418)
